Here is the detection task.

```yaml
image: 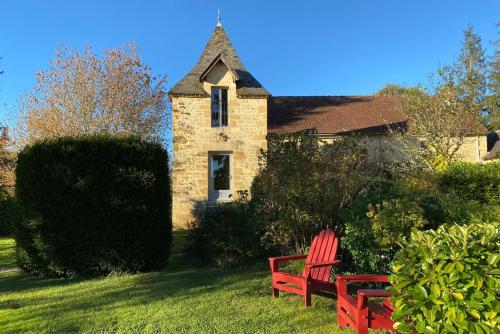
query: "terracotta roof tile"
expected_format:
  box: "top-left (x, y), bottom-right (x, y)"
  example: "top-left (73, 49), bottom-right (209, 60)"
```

top-left (268, 96), bottom-right (407, 135)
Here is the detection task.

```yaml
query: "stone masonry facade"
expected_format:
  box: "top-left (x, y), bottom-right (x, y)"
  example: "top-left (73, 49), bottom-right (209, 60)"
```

top-left (171, 63), bottom-right (267, 228)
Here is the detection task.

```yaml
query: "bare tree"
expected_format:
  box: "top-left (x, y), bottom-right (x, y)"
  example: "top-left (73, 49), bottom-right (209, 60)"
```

top-left (14, 44), bottom-right (168, 148)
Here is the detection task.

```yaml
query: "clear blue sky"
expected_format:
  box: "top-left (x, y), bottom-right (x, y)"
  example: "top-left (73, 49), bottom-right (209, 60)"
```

top-left (0, 0), bottom-right (498, 126)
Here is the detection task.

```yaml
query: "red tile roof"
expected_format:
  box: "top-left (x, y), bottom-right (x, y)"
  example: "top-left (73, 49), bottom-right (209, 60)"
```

top-left (268, 96), bottom-right (407, 135)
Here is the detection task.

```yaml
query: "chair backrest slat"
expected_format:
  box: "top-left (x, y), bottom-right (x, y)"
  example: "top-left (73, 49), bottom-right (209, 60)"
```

top-left (304, 229), bottom-right (339, 283)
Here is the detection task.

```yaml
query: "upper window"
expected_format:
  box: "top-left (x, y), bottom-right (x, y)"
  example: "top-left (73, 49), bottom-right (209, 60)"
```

top-left (211, 87), bottom-right (228, 127)
top-left (209, 153), bottom-right (232, 202)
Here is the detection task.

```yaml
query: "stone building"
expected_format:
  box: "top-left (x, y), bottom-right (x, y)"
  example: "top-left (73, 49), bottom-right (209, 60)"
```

top-left (169, 23), bottom-right (487, 228)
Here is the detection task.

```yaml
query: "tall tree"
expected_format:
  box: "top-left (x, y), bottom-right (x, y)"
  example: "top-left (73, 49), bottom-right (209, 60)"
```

top-left (458, 25), bottom-right (488, 122)
top-left (487, 23), bottom-right (500, 130)
top-left (14, 44), bottom-right (168, 148)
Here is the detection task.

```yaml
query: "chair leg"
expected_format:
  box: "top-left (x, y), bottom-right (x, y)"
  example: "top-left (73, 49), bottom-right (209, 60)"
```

top-left (272, 288), bottom-right (279, 298)
top-left (304, 290), bottom-right (311, 307)
top-left (356, 309), bottom-right (368, 334)
top-left (337, 305), bottom-right (347, 328)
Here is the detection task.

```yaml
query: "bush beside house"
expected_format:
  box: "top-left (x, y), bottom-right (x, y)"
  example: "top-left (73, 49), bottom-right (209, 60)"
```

top-left (439, 162), bottom-right (500, 205)
top-left (14, 136), bottom-right (172, 276)
top-left (186, 197), bottom-right (265, 267)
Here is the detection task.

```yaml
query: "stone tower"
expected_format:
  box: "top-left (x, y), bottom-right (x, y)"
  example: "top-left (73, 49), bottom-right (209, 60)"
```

top-left (169, 24), bottom-right (269, 228)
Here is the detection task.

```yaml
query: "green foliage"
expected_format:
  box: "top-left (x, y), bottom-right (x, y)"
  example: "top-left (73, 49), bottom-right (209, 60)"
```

top-left (438, 162), bottom-right (500, 205)
top-left (0, 191), bottom-right (21, 236)
top-left (487, 24), bottom-right (500, 130)
top-left (368, 198), bottom-right (426, 247)
top-left (251, 131), bottom-right (375, 253)
top-left (14, 135), bottom-right (171, 277)
top-left (187, 197), bottom-right (265, 268)
top-left (390, 223), bottom-right (500, 333)
top-left (339, 162), bottom-right (499, 274)
top-left (375, 83), bottom-right (410, 96)
top-left (459, 25), bottom-right (487, 110)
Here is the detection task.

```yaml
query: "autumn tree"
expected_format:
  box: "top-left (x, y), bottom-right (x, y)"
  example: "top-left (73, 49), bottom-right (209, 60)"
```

top-left (0, 127), bottom-right (15, 192)
top-left (391, 66), bottom-right (483, 171)
top-left (14, 44), bottom-right (168, 148)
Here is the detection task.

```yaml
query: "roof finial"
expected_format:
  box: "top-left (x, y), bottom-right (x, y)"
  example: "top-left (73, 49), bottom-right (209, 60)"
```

top-left (217, 9), bottom-right (222, 27)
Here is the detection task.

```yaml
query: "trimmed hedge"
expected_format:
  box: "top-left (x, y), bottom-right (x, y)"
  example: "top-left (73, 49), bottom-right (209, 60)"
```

top-left (390, 223), bottom-right (499, 333)
top-left (15, 136), bottom-right (171, 276)
top-left (439, 162), bottom-right (500, 205)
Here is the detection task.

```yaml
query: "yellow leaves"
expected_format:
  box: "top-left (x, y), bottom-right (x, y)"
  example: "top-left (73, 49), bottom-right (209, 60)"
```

top-left (451, 292), bottom-right (464, 302)
top-left (14, 44), bottom-right (168, 149)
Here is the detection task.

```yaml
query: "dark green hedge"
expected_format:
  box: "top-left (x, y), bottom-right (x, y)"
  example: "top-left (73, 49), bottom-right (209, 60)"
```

top-left (0, 192), bottom-right (21, 236)
top-left (15, 136), bottom-right (171, 276)
top-left (187, 199), bottom-right (265, 268)
top-left (438, 162), bottom-right (500, 205)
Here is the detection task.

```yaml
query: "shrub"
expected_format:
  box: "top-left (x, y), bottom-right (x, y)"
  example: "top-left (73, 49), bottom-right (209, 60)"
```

top-left (338, 172), bottom-right (498, 274)
top-left (339, 178), bottom-right (449, 273)
top-left (14, 135), bottom-right (171, 276)
top-left (251, 131), bottom-right (376, 253)
top-left (438, 162), bottom-right (500, 205)
top-left (390, 223), bottom-right (499, 333)
top-left (187, 196), bottom-right (264, 268)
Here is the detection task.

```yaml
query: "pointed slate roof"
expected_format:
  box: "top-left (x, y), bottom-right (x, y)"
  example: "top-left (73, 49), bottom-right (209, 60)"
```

top-left (169, 26), bottom-right (269, 97)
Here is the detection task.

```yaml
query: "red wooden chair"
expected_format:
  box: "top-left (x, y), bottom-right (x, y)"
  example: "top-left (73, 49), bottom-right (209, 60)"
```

top-left (336, 275), bottom-right (394, 334)
top-left (268, 229), bottom-right (341, 306)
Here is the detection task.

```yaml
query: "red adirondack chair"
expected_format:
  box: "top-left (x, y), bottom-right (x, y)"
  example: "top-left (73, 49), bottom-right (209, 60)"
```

top-left (336, 275), bottom-right (394, 334)
top-left (268, 229), bottom-right (341, 306)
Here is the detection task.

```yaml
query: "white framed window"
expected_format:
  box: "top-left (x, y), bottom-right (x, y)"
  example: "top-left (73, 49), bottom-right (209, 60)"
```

top-left (208, 153), bottom-right (232, 202)
top-left (211, 87), bottom-right (228, 127)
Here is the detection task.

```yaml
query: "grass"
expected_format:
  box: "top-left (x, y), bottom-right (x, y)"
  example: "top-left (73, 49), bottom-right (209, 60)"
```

top-left (0, 232), bottom-right (355, 334)
top-left (0, 237), bottom-right (16, 268)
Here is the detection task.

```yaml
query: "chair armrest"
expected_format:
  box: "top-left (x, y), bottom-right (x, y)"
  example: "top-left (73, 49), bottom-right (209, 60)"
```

top-left (268, 255), bottom-right (307, 263)
top-left (358, 289), bottom-right (392, 298)
top-left (307, 260), bottom-right (341, 268)
top-left (269, 255), bottom-right (307, 273)
top-left (336, 274), bottom-right (389, 284)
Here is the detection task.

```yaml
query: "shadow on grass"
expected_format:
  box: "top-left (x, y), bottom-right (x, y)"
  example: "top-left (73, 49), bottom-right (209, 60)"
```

top-left (1, 230), bottom-right (342, 333)
top-left (0, 230), bottom-right (271, 312)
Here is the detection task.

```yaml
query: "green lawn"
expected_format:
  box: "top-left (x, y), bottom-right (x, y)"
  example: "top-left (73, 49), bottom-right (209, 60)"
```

top-left (0, 237), bottom-right (16, 268)
top-left (0, 233), bottom-right (355, 334)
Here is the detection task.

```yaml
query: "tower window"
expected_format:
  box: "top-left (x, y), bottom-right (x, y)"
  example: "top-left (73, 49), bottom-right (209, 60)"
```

top-left (209, 153), bottom-right (232, 202)
top-left (211, 87), bottom-right (228, 127)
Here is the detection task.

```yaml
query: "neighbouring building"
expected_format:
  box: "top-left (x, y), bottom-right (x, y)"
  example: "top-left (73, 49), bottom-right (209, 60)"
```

top-left (169, 22), bottom-right (487, 228)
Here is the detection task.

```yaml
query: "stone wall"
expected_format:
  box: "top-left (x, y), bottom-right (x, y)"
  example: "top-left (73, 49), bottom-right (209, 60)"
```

top-left (456, 136), bottom-right (488, 162)
top-left (171, 62), bottom-right (267, 228)
top-left (319, 135), bottom-right (488, 163)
